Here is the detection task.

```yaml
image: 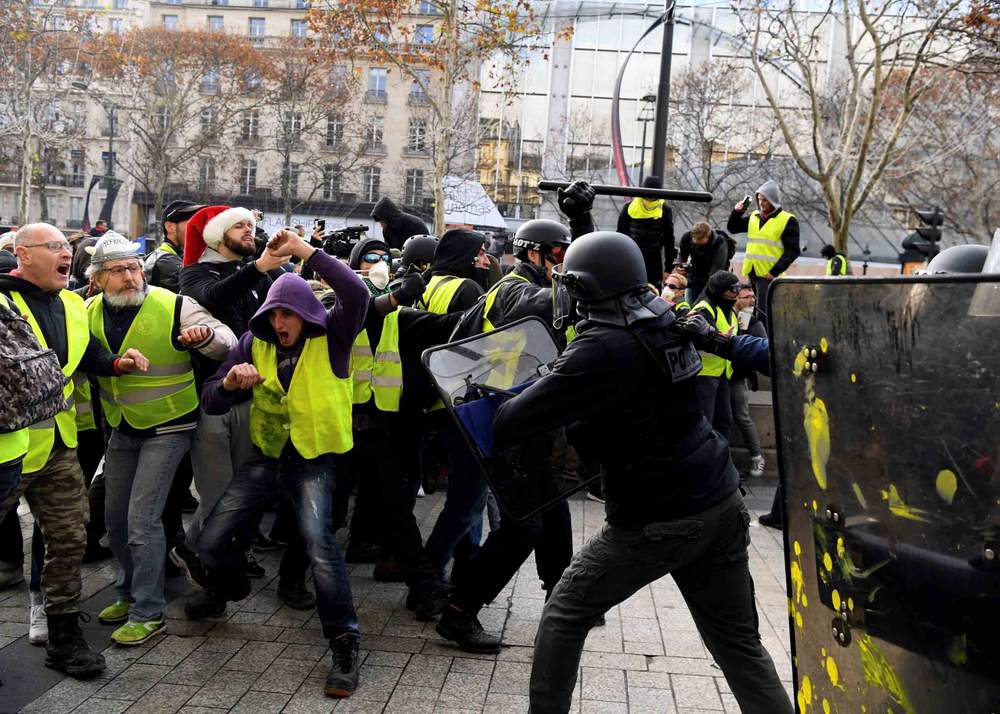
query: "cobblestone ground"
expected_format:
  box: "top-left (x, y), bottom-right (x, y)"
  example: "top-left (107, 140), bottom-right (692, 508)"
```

top-left (0, 479), bottom-right (792, 713)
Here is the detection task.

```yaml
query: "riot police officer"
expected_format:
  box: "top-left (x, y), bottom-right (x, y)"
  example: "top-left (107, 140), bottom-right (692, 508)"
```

top-left (492, 231), bottom-right (792, 714)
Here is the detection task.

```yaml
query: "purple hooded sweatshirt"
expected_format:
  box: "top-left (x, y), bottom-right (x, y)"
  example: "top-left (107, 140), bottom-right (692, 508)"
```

top-left (201, 249), bottom-right (368, 415)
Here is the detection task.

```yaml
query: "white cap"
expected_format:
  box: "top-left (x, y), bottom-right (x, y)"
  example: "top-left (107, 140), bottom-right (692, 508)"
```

top-left (85, 231), bottom-right (140, 264)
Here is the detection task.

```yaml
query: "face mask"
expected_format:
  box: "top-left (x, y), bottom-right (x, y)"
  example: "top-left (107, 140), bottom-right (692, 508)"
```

top-left (738, 307), bottom-right (753, 330)
top-left (367, 260), bottom-right (390, 290)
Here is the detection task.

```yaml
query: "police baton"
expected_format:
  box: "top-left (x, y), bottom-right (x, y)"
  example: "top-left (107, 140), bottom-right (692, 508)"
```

top-left (537, 181), bottom-right (713, 204)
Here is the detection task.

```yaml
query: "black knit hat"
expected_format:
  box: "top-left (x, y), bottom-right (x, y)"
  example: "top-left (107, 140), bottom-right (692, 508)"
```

top-left (707, 270), bottom-right (740, 297)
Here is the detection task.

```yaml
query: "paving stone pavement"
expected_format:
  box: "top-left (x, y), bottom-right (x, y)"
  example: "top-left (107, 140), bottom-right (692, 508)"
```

top-left (0, 478), bottom-right (793, 713)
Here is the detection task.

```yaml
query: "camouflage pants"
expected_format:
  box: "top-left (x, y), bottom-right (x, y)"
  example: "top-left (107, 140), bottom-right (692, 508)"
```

top-left (0, 448), bottom-right (87, 615)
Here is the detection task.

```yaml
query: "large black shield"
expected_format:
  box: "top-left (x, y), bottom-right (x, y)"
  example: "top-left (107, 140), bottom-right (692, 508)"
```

top-left (769, 275), bottom-right (1000, 713)
top-left (421, 316), bottom-right (597, 520)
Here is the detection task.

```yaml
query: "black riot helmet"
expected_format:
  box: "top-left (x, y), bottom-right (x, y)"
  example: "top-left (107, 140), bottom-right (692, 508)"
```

top-left (925, 244), bottom-right (989, 274)
top-left (512, 219), bottom-right (571, 263)
top-left (554, 231), bottom-right (648, 304)
top-left (401, 234), bottom-right (438, 271)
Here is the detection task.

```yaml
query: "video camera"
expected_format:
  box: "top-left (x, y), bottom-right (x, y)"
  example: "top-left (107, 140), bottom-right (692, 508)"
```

top-left (314, 224), bottom-right (369, 259)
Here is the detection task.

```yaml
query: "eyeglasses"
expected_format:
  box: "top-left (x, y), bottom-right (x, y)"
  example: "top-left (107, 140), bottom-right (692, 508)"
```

top-left (548, 245), bottom-right (567, 263)
top-left (105, 264), bottom-right (143, 277)
top-left (665, 282), bottom-right (683, 290)
top-left (22, 241), bottom-right (72, 253)
top-left (362, 253), bottom-right (391, 264)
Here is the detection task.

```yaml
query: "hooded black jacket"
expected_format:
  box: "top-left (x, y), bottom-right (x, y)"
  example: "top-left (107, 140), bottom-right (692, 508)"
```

top-left (421, 229), bottom-right (485, 314)
top-left (450, 261), bottom-right (552, 341)
top-left (371, 197), bottom-right (428, 250)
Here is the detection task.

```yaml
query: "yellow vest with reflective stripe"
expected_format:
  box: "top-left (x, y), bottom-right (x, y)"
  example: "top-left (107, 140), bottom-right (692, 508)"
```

top-left (420, 275), bottom-right (468, 314)
top-left (482, 273), bottom-right (530, 332)
top-left (88, 287), bottom-right (197, 430)
top-left (694, 300), bottom-right (737, 379)
top-left (741, 210), bottom-right (793, 277)
top-left (250, 336), bottom-right (353, 458)
top-left (72, 373), bottom-right (96, 432)
top-left (826, 255), bottom-right (848, 276)
top-left (350, 311), bottom-right (402, 412)
top-left (10, 290), bottom-right (84, 474)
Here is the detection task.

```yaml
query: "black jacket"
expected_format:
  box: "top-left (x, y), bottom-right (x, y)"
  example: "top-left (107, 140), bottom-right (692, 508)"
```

top-left (617, 200), bottom-right (676, 266)
top-left (494, 311), bottom-right (738, 526)
top-left (0, 250), bottom-right (16, 275)
top-left (422, 230), bottom-right (485, 313)
top-left (145, 243), bottom-right (183, 293)
top-left (451, 261), bottom-right (551, 341)
top-left (678, 230), bottom-right (729, 279)
top-left (727, 209), bottom-right (800, 276)
top-left (371, 197), bottom-right (429, 251)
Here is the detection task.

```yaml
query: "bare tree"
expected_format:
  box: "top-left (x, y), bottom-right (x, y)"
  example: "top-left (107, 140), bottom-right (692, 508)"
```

top-left (309, 0), bottom-right (564, 233)
top-left (738, 0), bottom-right (978, 253)
top-left (0, 1), bottom-right (90, 224)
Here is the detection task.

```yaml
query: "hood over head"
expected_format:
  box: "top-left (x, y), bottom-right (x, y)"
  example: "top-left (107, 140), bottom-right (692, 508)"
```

top-left (755, 180), bottom-right (781, 210)
top-left (370, 196), bottom-right (403, 222)
top-left (431, 228), bottom-right (485, 279)
top-left (349, 236), bottom-right (391, 270)
top-left (249, 272), bottom-right (328, 344)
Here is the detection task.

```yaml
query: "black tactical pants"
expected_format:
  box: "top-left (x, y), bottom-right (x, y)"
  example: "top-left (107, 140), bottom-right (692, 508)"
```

top-left (529, 490), bottom-right (792, 714)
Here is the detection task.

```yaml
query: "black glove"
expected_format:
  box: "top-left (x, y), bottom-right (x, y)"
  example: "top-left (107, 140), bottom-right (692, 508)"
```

top-left (557, 181), bottom-right (595, 219)
top-left (392, 270), bottom-right (426, 306)
top-left (675, 312), bottom-right (732, 356)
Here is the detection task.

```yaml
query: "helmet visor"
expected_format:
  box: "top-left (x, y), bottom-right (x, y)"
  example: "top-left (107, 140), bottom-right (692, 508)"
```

top-left (551, 264), bottom-right (575, 331)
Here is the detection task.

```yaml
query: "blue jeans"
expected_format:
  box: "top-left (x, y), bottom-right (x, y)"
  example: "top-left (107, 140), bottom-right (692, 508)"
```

top-left (423, 429), bottom-right (486, 576)
top-left (105, 429), bottom-right (192, 621)
top-left (198, 446), bottom-right (359, 638)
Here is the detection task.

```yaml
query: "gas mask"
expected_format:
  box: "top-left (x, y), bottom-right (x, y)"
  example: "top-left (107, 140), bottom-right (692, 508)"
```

top-left (367, 260), bottom-right (390, 291)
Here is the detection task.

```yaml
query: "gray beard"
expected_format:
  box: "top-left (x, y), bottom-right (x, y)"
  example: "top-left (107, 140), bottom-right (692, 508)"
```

top-left (104, 284), bottom-right (148, 308)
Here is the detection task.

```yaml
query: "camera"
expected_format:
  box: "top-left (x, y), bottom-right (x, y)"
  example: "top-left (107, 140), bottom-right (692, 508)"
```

top-left (320, 225), bottom-right (369, 259)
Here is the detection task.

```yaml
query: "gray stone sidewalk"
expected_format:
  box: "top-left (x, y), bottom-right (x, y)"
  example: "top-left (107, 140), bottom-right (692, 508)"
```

top-left (0, 480), bottom-right (792, 713)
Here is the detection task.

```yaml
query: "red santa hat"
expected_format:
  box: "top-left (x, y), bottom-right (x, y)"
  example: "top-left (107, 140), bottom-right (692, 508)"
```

top-left (183, 205), bottom-right (256, 266)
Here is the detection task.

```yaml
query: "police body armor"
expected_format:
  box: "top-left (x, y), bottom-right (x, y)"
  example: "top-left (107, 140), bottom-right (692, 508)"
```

top-left (769, 274), bottom-right (1000, 713)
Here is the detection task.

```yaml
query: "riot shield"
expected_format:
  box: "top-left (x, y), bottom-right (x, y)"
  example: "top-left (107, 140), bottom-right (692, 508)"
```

top-left (769, 275), bottom-right (1000, 713)
top-left (421, 316), bottom-right (597, 520)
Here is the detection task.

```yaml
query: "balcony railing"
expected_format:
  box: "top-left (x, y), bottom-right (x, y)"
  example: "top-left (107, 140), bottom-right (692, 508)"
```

top-left (407, 92), bottom-right (430, 106)
top-left (365, 89), bottom-right (387, 104)
top-left (364, 142), bottom-right (387, 155)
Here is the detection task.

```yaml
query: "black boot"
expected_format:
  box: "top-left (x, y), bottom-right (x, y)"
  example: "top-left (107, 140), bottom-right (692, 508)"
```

top-left (45, 612), bottom-right (105, 678)
top-left (436, 604), bottom-right (502, 654)
top-left (184, 589), bottom-right (227, 620)
top-left (325, 632), bottom-right (361, 698)
top-left (406, 579), bottom-right (448, 622)
top-left (277, 581), bottom-right (316, 610)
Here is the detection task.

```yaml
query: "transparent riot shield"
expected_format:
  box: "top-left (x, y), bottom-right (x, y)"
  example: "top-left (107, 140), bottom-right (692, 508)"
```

top-left (768, 275), bottom-right (1000, 713)
top-left (421, 316), bottom-right (598, 520)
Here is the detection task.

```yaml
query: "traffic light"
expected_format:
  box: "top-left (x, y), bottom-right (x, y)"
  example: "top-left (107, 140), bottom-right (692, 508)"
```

top-left (900, 206), bottom-right (944, 265)
top-left (915, 207), bottom-right (943, 242)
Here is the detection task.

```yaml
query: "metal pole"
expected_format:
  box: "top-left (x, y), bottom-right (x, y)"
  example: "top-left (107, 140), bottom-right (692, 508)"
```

top-left (639, 121), bottom-right (649, 184)
top-left (107, 104), bottom-right (115, 228)
top-left (650, 2), bottom-right (675, 181)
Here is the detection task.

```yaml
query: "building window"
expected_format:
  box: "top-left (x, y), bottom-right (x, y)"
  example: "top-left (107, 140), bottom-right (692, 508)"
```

top-left (243, 70), bottom-right (262, 94)
top-left (326, 115), bottom-right (343, 148)
top-left (322, 166), bottom-right (342, 199)
top-left (240, 159), bottom-right (257, 194)
top-left (407, 118), bottom-right (427, 153)
top-left (418, 0), bottom-right (439, 14)
top-left (70, 150), bottom-right (86, 187)
top-left (198, 157), bottom-right (216, 190)
top-left (414, 24), bottom-right (433, 44)
top-left (109, 17), bottom-right (123, 33)
top-left (363, 167), bottom-right (380, 203)
top-left (253, 0), bottom-right (268, 7)
top-left (102, 108), bottom-right (118, 137)
top-left (408, 69), bottom-right (430, 104)
top-left (367, 116), bottom-right (384, 151)
top-left (210, 0), bottom-right (228, 5)
top-left (113, 0), bottom-right (126, 8)
top-left (241, 110), bottom-right (259, 141)
top-left (101, 150), bottom-right (116, 178)
top-left (290, 19), bottom-right (307, 38)
top-left (208, 15), bottom-right (224, 31)
top-left (162, 15), bottom-right (178, 30)
top-left (201, 68), bottom-right (220, 94)
top-left (200, 107), bottom-right (217, 136)
top-left (367, 68), bottom-right (387, 101)
top-left (294, 0), bottom-right (309, 7)
top-left (281, 163), bottom-right (301, 197)
top-left (248, 17), bottom-right (265, 43)
top-left (283, 111), bottom-right (303, 142)
top-left (404, 169), bottom-right (424, 205)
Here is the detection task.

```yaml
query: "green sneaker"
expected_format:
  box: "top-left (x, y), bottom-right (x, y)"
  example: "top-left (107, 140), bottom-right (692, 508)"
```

top-left (99, 600), bottom-right (132, 624)
top-left (111, 618), bottom-right (166, 646)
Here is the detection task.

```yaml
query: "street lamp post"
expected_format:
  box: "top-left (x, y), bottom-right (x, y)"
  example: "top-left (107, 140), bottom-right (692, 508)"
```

top-left (637, 94), bottom-right (656, 184)
top-left (71, 80), bottom-right (118, 229)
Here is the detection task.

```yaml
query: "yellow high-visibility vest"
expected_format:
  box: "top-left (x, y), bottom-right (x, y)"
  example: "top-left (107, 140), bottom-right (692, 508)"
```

top-left (694, 300), bottom-right (737, 379)
top-left (250, 335), bottom-right (353, 458)
top-left (88, 287), bottom-right (198, 430)
top-left (826, 255), bottom-right (848, 276)
top-left (420, 275), bottom-right (469, 314)
top-left (741, 210), bottom-right (793, 278)
top-left (350, 310), bottom-right (402, 412)
top-left (72, 373), bottom-right (96, 432)
top-left (482, 273), bottom-right (530, 332)
top-left (10, 291), bottom-right (84, 474)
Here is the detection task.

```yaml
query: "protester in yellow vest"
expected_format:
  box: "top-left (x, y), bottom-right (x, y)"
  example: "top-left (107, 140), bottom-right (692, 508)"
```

top-left (616, 175), bottom-right (676, 288)
top-left (191, 229), bottom-right (370, 700)
top-left (83, 233), bottom-right (235, 646)
top-left (143, 200), bottom-right (203, 292)
top-left (0, 223), bottom-right (147, 679)
top-left (418, 228), bottom-right (488, 314)
top-left (692, 271), bottom-right (741, 442)
top-left (821, 244), bottom-right (850, 275)
top-left (728, 180), bottom-right (800, 327)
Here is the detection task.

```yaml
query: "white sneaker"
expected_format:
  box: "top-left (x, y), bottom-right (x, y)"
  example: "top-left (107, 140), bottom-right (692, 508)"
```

top-left (750, 455), bottom-right (766, 478)
top-left (416, 485), bottom-right (426, 498)
top-left (29, 591), bottom-right (47, 646)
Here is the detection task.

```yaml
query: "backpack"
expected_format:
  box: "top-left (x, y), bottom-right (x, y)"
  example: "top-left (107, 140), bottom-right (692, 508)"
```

top-left (720, 230), bottom-right (738, 263)
top-left (0, 297), bottom-right (68, 433)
